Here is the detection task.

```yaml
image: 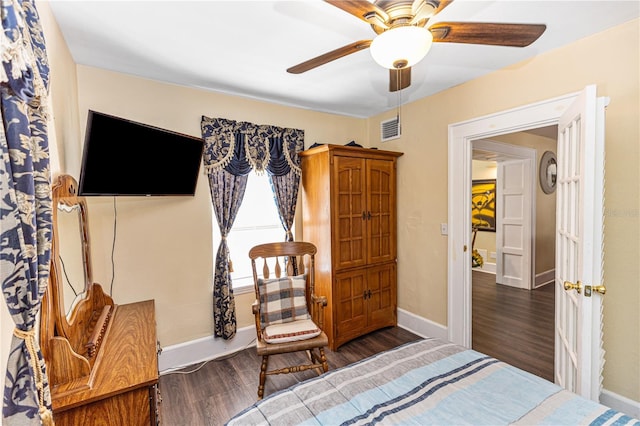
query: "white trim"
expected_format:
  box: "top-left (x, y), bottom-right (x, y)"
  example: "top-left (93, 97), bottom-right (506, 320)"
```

top-left (159, 310), bottom-right (448, 373)
top-left (397, 308), bottom-right (448, 340)
top-left (534, 268), bottom-right (555, 288)
top-left (600, 389), bottom-right (640, 419)
top-left (158, 325), bottom-right (256, 373)
top-left (473, 263), bottom-right (496, 274)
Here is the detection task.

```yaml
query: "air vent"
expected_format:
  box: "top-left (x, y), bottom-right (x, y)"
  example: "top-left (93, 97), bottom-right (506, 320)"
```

top-left (380, 117), bottom-right (400, 142)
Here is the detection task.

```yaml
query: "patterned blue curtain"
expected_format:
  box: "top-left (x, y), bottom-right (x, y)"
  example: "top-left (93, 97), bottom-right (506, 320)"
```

top-left (267, 128), bottom-right (303, 242)
top-left (200, 116), bottom-right (304, 339)
top-left (207, 168), bottom-right (247, 339)
top-left (1, 0), bottom-right (54, 424)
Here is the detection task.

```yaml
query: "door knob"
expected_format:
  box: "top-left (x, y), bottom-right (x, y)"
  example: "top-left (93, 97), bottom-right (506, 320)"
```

top-left (563, 280), bottom-right (582, 294)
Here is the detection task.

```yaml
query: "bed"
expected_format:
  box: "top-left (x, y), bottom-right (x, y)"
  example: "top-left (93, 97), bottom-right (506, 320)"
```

top-left (227, 338), bottom-right (638, 425)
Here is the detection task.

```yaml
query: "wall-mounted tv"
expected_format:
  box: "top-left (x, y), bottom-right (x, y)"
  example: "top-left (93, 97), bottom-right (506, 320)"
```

top-left (79, 111), bottom-right (204, 196)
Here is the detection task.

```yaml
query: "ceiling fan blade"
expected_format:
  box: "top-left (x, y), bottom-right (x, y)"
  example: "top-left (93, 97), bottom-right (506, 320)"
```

top-left (389, 67), bottom-right (411, 92)
top-left (324, 0), bottom-right (389, 28)
top-left (429, 22), bottom-right (546, 47)
top-left (287, 40), bottom-right (372, 74)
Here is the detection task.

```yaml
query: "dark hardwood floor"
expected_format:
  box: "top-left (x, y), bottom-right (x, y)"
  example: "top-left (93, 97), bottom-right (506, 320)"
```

top-left (158, 327), bottom-right (421, 425)
top-left (472, 270), bottom-right (555, 382)
top-left (158, 277), bottom-right (555, 425)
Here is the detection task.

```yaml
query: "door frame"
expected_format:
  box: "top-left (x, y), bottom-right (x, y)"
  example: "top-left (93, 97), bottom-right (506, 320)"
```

top-left (448, 91), bottom-right (580, 348)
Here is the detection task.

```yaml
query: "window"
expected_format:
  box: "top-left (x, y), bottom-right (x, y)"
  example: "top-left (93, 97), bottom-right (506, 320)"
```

top-left (216, 172), bottom-right (289, 293)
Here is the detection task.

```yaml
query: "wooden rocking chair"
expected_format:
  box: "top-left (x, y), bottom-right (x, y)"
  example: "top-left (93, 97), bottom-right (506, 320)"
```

top-left (249, 241), bottom-right (329, 400)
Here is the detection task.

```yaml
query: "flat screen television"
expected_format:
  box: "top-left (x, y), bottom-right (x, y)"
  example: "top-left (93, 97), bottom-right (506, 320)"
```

top-left (79, 111), bottom-right (204, 196)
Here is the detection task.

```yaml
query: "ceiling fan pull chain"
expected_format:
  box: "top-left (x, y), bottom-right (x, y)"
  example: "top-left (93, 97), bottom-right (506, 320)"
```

top-left (396, 68), bottom-right (402, 129)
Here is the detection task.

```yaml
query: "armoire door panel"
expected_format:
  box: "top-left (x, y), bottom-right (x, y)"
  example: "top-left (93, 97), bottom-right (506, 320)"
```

top-left (367, 159), bottom-right (396, 264)
top-left (367, 263), bottom-right (397, 328)
top-left (333, 156), bottom-right (367, 269)
top-left (336, 270), bottom-right (367, 337)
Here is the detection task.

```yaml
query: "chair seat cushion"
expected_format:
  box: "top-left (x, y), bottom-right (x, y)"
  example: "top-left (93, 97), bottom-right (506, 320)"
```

top-left (258, 274), bottom-right (310, 328)
top-left (263, 319), bottom-right (321, 344)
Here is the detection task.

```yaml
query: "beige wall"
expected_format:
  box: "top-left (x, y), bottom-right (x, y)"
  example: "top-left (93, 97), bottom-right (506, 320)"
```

top-left (368, 19), bottom-right (639, 401)
top-left (3, 3), bottom-right (636, 408)
top-left (72, 67), bottom-right (367, 345)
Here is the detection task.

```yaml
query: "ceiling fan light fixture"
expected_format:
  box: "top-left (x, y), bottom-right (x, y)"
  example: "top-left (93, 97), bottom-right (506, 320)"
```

top-left (370, 25), bottom-right (433, 69)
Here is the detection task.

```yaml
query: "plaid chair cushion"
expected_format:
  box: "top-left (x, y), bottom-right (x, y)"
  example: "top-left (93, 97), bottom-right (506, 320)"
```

top-left (263, 319), bottom-right (321, 344)
top-left (258, 274), bottom-right (310, 329)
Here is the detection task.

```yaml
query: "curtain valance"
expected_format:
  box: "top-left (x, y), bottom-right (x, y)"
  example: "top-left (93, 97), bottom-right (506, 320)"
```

top-left (200, 116), bottom-right (304, 176)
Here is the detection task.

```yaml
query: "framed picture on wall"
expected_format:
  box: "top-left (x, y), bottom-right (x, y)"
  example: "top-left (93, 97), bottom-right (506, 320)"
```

top-left (472, 179), bottom-right (496, 232)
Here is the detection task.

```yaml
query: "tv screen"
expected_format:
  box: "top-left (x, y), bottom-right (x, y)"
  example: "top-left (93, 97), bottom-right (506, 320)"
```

top-left (79, 111), bottom-right (204, 196)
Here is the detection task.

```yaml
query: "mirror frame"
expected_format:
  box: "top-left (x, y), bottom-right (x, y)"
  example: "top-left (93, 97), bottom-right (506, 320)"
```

top-left (40, 174), bottom-right (115, 388)
top-left (48, 174), bottom-right (93, 340)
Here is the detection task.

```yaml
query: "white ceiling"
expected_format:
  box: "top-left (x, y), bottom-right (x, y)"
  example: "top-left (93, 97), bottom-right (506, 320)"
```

top-left (48, 0), bottom-right (639, 118)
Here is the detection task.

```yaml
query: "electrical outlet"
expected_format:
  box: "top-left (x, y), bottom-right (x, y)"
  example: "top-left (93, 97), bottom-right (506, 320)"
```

top-left (440, 223), bottom-right (448, 235)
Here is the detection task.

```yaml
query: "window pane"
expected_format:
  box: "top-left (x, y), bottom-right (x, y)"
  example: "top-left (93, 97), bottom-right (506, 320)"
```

top-left (233, 173), bottom-right (279, 228)
top-left (213, 173), bottom-right (291, 289)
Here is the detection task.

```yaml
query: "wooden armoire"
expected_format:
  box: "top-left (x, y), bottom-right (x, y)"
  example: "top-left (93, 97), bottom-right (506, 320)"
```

top-left (299, 144), bottom-right (403, 350)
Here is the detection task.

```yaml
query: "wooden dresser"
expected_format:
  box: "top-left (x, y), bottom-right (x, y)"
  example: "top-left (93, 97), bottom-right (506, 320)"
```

top-left (51, 300), bottom-right (160, 425)
top-left (300, 144), bottom-right (403, 350)
top-left (41, 175), bottom-right (160, 425)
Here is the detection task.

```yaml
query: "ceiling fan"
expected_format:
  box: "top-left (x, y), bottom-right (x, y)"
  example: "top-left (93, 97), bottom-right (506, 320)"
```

top-left (287, 0), bottom-right (546, 92)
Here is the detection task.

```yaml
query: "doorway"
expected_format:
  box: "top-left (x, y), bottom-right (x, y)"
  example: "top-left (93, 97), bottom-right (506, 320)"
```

top-left (448, 86), bottom-right (607, 399)
top-left (470, 131), bottom-right (556, 381)
top-left (472, 137), bottom-right (539, 290)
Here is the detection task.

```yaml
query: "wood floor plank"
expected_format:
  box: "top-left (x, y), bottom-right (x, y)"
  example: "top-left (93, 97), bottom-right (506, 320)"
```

top-left (472, 270), bottom-right (555, 382)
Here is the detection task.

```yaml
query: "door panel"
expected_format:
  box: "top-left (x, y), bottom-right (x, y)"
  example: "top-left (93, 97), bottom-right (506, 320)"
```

top-left (335, 269), bottom-right (367, 339)
top-left (367, 263), bottom-right (397, 328)
top-left (496, 159), bottom-right (532, 289)
top-left (333, 157), bottom-right (367, 269)
top-left (367, 159), bottom-right (396, 264)
top-left (555, 85), bottom-right (605, 400)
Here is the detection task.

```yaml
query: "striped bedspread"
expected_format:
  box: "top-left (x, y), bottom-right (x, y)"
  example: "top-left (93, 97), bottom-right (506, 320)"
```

top-left (227, 338), bottom-right (639, 425)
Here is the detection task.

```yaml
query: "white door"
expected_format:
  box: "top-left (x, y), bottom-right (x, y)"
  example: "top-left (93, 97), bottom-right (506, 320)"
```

top-left (496, 159), bottom-right (532, 289)
top-left (554, 85), bottom-right (606, 400)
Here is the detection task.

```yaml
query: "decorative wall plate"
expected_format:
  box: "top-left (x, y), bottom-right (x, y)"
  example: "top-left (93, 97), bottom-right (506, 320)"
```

top-left (539, 150), bottom-right (557, 194)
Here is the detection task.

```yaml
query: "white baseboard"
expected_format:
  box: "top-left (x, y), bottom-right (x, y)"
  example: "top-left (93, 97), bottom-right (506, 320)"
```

top-left (158, 325), bottom-right (255, 373)
top-left (472, 266), bottom-right (555, 289)
top-left (159, 310), bottom-right (448, 373)
top-left (600, 389), bottom-right (640, 419)
top-left (472, 262), bottom-right (496, 274)
top-left (397, 308), bottom-right (448, 341)
top-left (535, 268), bottom-right (555, 288)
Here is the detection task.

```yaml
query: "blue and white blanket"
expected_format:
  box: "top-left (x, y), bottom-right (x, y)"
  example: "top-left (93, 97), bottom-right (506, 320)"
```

top-left (227, 338), bottom-right (639, 425)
